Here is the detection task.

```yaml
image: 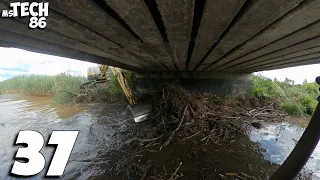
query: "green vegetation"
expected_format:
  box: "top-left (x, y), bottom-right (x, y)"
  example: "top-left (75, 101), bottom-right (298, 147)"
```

top-left (123, 70), bottom-right (137, 90)
top-left (251, 75), bottom-right (318, 116)
top-left (0, 74), bottom-right (87, 103)
top-left (107, 73), bottom-right (123, 95)
top-left (1, 73), bottom-right (317, 116)
top-left (106, 70), bottom-right (137, 95)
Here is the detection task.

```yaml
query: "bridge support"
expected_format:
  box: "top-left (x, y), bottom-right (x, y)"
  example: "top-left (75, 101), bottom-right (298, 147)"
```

top-left (134, 72), bottom-right (252, 96)
top-left (123, 71), bottom-right (252, 123)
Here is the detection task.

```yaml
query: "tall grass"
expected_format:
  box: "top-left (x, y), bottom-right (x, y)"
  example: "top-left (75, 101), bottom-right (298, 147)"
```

top-left (251, 75), bottom-right (319, 116)
top-left (0, 74), bottom-right (87, 103)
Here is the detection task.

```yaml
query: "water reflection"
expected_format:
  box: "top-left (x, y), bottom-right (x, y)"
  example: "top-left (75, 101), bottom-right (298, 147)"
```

top-left (14, 95), bottom-right (85, 119)
top-left (250, 121), bottom-right (320, 179)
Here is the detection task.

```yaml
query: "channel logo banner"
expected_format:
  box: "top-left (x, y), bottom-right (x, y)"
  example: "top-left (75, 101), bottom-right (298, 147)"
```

top-left (2, 2), bottom-right (49, 29)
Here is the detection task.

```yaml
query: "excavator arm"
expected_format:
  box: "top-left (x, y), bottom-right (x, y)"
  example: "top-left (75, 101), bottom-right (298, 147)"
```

top-left (98, 65), bottom-right (108, 80)
top-left (84, 64), bottom-right (135, 105)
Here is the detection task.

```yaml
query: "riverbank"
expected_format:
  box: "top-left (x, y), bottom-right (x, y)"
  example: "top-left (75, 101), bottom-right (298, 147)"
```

top-left (0, 74), bottom-right (87, 103)
top-left (0, 73), bottom-right (127, 104)
top-left (1, 74), bottom-right (317, 117)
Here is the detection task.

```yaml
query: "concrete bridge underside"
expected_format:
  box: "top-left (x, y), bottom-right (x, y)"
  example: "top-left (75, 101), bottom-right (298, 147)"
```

top-left (1, 0), bottom-right (320, 72)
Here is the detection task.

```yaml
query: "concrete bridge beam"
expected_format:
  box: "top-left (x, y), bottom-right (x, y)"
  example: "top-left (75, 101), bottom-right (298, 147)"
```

top-left (197, 0), bottom-right (304, 71)
top-left (1, 0), bottom-right (320, 72)
top-left (134, 72), bottom-right (252, 96)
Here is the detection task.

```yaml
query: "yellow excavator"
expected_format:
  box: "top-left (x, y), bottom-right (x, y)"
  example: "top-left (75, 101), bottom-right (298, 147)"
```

top-left (83, 64), bottom-right (151, 123)
top-left (82, 64), bottom-right (136, 105)
top-left (87, 65), bottom-right (109, 82)
top-left (81, 65), bottom-right (109, 89)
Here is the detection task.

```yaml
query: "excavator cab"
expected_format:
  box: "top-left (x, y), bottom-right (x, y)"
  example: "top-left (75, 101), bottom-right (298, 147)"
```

top-left (87, 66), bottom-right (101, 81)
top-left (81, 65), bottom-right (109, 89)
top-left (87, 65), bottom-right (109, 81)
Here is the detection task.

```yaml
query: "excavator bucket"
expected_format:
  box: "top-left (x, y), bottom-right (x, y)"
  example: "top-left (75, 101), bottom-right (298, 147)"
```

top-left (126, 103), bottom-right (152, 123)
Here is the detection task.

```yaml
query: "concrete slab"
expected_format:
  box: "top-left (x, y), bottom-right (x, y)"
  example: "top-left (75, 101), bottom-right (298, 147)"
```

top-left (142, 44), bottom-right (176, 71)
top-left (0, 1), bottom-right (121, 50)
top-left (45, 13), bottom-right (158, 68)
top-left (242, 58), bottom-right (320, 73)
top-left (0, 31), bottom-right (143, 71)
top-left (156, 0), bottom-right (194, 70)
top-left (211, 0), bottom-right (320, 71)
top-left (126, 44), bottom-right (169, 71)
top-left (0, 0), bottom-right (163, 71)
top-left (207, 20), bottom-right (320, 71)
top-left (197, 0), bottom-right (304, 71)
top-left (104, 0), bottom-right (162, 45)
top-left (0, 19), bottom-right (147, 68)
top-left (40, 0), bottom-right (165, 70)
top-left (103, 0), bottom-right (176, 70)
top-left (239, 52), bottom-right (320, 72)
top-left (42, 0), bottom-right (138, 46)
top-left (232, 45), bottom-right (320, 71)
top-left (187, 0), bottom-right (245, 71)
top-left (0, 0), bottom-right (319, 72)
top-left (226, 36), bottom-right (320, 71)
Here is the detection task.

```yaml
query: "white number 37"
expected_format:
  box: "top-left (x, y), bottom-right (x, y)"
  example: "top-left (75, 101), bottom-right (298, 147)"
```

top-left (11, 130), bottom-right (79, 177)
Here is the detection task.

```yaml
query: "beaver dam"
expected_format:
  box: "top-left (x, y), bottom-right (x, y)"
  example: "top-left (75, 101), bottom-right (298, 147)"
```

top-left (86, 85), bottom-right (315, 180)
top-left (0, 75), bottom-right (318, 179)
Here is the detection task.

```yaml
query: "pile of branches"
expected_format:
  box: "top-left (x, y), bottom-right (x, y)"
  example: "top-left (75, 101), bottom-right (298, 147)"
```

top-left (111, 85), bottom-right (287, 178)
top-left (126, 84), bottom-right (285, 149)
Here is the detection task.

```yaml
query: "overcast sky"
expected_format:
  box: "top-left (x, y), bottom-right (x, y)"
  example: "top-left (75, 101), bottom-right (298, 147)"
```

top-left (0, 47), bottom-right (95, 82)
top-left (0, 47), bottom-right (319, 84)
top-left (256, 64), bottom-right (320, 84)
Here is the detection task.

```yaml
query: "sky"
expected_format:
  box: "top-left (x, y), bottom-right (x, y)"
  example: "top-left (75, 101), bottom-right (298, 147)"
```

top-left (0, 47), bottom-right (319, 84)
top-left (0, 47), bottom-right (96, 82)
top-left (255, 64), bottom-right (320, 84)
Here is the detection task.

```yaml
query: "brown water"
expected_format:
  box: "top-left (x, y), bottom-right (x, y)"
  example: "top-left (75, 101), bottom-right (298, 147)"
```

top-left (0, 94), bottom-right (129, 179)
top-left (0, 94), bottom-right (318, 179)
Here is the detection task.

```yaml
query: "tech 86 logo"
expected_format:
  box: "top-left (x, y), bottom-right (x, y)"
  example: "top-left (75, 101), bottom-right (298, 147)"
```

top-left (1, 2), bottom-right (49, 29)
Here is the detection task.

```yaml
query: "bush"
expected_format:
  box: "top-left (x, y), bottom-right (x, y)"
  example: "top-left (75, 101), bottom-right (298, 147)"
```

top-left (281, 102), bottom-right (305, 116)
top-left (123, 70), bottom-right (136, 90)
top-left (107, 73), bottom-right (123, 95)
top-left (53, 74), bottom-right (87, 103)
top-left (251, 75), bottom-right (319, 116)
top-left (250, 76), bottom-right (284, 99)
top-left (299, 95), bottom-right (317, 115)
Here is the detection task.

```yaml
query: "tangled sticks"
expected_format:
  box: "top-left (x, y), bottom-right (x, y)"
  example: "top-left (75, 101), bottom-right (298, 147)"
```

top-left (126, 84), bottom-right (285, 149)
top-left (114, 84), bottom-right (289, 178)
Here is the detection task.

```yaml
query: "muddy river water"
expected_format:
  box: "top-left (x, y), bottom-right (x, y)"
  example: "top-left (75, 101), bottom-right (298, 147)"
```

top-left (0, 94), bottom-right (319, 179)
